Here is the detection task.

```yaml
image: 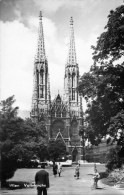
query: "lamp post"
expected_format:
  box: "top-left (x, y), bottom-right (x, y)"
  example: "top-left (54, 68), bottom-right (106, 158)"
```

top-left (79, 114), bottom-right (85, 161)
top-left (81, 128), bottom-right (85, 161)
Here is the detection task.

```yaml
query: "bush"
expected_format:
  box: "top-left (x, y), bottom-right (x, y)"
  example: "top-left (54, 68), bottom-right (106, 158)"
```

top-left (99, 171), bottom-right (109, 179)
top-left (1, 156), bottom-right (17, 187)
top-left (106, 147), bottom-right (124, 171)
top-left (109, 169), bottom-right (124, 182)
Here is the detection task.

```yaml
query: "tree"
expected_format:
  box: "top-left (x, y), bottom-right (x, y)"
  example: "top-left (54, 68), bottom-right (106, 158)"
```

top-left (78, 64), bottom-right (124, 145)
top-left (0, 96), bottom-right (22, 186)
top-left (78, 5), bottom-right (124, 145)
top-left (48, 139), bottom-right (66, 161)
top-left (22, 118), bottom-right (48, 162)
top-left (92, 5), bottom-right (124, 63)
top-left (0, 96), bottom-right (48, 186)
top-left (78, 5), bottom-right (124, 169)
top-left (106, 147), bottom-right (123, 171)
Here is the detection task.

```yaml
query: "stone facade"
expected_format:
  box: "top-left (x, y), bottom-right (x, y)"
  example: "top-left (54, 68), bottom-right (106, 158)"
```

top-left (30, 12), bottom-right (83, 161)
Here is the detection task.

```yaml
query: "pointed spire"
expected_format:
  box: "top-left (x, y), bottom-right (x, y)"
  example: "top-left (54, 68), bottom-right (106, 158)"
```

top-left (35, 11), bottom-right (46, 62)
top-left (39, 11), bottom-right (42, 20)
top-left (67, 17), bottom-right (77, 66)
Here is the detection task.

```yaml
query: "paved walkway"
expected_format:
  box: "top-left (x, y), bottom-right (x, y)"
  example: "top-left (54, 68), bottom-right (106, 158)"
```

top-left (2, 164), bottom-right (124, 195)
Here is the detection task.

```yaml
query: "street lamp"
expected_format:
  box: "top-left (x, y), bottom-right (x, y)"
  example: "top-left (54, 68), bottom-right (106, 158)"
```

top-left (79, 127), bottom-right (86, 161)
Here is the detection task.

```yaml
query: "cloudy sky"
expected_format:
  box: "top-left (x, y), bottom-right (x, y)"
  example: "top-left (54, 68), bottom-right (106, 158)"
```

top-left (0, 0), bottom-right (123, 113)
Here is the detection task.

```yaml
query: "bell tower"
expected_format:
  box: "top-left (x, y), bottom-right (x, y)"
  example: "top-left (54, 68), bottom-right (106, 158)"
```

top-left (64, 17), bottom-right (81, 117)
top-left (31, 11), bottom-right (51, 122)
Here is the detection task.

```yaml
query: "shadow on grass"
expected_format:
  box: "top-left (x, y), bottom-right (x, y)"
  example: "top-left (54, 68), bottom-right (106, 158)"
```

top-left (91, 186), bottom-right (106, 190)
top-left (96, 187), bottom-right (105, 190)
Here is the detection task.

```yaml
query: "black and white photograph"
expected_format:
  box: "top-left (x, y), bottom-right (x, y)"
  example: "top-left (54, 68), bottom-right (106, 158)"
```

top-left (0, 0), bottom-right (124, 194)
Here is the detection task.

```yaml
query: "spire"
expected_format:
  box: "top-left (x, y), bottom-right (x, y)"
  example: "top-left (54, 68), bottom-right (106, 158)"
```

top-left (35, 11), bottom-right (46, 62)
top-left (67, 17), bottom-right (77, 66)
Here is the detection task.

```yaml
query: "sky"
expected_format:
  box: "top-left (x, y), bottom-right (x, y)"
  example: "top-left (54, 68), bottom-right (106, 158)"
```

top-left (0, 0), bottom-right (123, 114)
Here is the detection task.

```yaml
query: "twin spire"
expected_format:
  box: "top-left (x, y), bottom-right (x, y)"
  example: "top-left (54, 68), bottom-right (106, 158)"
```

top-left (35, 11), bottom-right (46, 63)
top-left (35, 12), bottom-right (77, 66)
top-left (67, 16), bottom-right (77, 66)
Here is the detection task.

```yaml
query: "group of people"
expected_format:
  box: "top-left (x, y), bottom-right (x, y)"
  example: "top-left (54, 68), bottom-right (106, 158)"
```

top-left (35, 162), bottom-right (100, 195)
top-left (53, 162), bottom-right (62, 177)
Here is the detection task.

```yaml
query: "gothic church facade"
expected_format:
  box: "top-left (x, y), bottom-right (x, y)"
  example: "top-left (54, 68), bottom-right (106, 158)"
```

top-left (30, 12), bottom-right (83, 161)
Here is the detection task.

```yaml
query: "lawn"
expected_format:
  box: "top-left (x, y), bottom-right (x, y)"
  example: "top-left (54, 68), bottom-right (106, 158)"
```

top-left (5, 163), bottom-right (107, 190)
top-left (8, 167), bottom-right (53, 183)
top-left (7, 164), bottom-right (106, 182)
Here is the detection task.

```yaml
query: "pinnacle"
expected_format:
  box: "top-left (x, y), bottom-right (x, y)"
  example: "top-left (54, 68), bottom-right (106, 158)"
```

top-left (67, 17), bottom-right (77, 66)
top-left (39, 11), bottom-right (42, 20)
top-left (70, 17), bottom-right (73, 25)
top-left (35, 11), bottom-right (46, 62)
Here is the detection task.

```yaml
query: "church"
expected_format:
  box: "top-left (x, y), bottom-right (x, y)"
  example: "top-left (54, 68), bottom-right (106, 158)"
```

top-left (30, 12), bottom-right (84, 162)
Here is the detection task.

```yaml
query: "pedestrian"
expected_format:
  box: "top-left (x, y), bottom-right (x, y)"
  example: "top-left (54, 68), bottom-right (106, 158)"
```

top-left (75, 164), bottom-right (80, 179)
top-left (53, 162), bottom-right (58, 177)
top-left (58, 162), bottom-right (62, 177)
top-left (35, 164), bottom-right (50, 195)
top-left (93, 168), bottom-right (100, 189)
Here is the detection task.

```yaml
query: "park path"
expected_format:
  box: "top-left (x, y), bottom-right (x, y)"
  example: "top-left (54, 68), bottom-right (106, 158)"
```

top-left (1, 164), bottom-right (124, 195)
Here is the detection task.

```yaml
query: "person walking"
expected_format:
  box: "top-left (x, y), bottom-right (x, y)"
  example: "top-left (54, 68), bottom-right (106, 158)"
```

top-left (35, 164), bottom-right (50, 195)
top-left (58, 162), bottom-right (62, 177)
top-left (75, 164), bottom-right (80, 179)
top-left (93, 168), bottom-right (100, 189)
top-left (53, 162), bottom-right (58, 177)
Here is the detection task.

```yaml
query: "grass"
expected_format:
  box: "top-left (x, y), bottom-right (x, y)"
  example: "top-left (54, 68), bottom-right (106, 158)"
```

top-left (6, 164), bottom-right (117, 189)
top-left (6, 167), bottom-right (53, 189)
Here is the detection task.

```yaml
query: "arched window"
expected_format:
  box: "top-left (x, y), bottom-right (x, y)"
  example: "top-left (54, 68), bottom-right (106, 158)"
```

top-left (71, 118), bottom-right (78, 135)
top-left (62, 108), bottom-right (66, 117)
top-left (72, 88), bottom-right (75, 100)
top-left (72, 74), bottom-right (75, 100)
top-left (56, 107), bottom-right (61, 118)
top-left (51, 108), bottom-right (55, 117)
top-left (36, 69), bottom-right (39, 98)
top-left (72, 74), bottom-right (74, 87)
top-left (40, 69), bottom-right (44, 84)
top-left (40, 86), bottom-right (44, 98)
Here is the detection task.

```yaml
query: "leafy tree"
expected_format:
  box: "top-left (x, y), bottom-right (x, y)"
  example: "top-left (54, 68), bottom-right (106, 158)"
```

top-left (78, 5), bottom-right (124, 169)
top-left (0, 96), bottom-right (21, 186)
top-left (92, 5), bottom-right (124, 63)
top-left (22, 118), bottom-right (48, 159)
top-left (106, 146), bottom-right (124, 171)
top-left (0, 96), bottom-right (48, 186)
top-left (78, 64), bottom-right (124, 145)
top-left (78, 5), bottom-right (124, 145)
top-left (48, 139), bottom-right (66, 161)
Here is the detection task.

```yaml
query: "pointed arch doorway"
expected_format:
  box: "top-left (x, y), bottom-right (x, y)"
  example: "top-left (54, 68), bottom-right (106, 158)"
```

top-left (72, 147), bottom-right (78, 162)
